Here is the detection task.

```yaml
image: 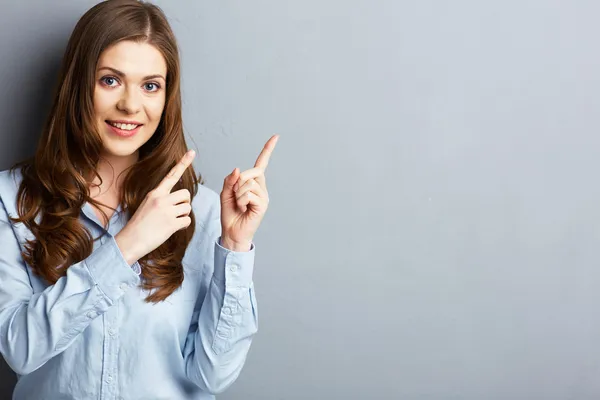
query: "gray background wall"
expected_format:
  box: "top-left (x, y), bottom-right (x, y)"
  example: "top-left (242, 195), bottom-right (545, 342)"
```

top-left (1, 0), bottom-right (600, 399)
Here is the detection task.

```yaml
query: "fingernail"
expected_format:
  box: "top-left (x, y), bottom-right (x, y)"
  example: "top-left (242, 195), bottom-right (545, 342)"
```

top-left (187, 150), bottom-right (195, 158)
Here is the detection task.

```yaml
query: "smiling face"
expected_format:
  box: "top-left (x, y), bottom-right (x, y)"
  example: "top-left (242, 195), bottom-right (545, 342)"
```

top-left (94, 40), bottom-right (167, 159)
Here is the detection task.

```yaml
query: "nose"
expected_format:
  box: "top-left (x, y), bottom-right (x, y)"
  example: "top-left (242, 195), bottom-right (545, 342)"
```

top-left (116, 86), bottom-right (142, 114)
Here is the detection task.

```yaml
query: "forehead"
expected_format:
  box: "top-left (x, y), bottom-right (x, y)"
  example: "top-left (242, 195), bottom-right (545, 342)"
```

top-left (97, 40), bottom-right (167, 77)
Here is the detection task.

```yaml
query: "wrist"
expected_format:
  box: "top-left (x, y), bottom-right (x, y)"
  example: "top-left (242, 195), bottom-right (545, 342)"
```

top-left (220, 236), bottom-right (252, 252)
top-left (114, 232), bottom-right (140, 265)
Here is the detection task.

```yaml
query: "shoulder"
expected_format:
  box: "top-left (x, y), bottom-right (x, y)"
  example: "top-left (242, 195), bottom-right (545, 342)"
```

top-left (0, 167), bottom-right (23, 194)
top-left (0, 167), bottom-right (30, 243)
top-left (191, 183), bottom-right (221, 233)
top-left (0, 167), bottom-right (24, 211)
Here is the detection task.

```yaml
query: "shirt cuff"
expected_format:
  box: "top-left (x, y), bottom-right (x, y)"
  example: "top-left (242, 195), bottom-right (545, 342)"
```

top-left (84, 236), bottom-right (141, 303)
top-left (131, 261), bottom-right (142, 275)
top-left (213, 236), bottom-right (255, 287)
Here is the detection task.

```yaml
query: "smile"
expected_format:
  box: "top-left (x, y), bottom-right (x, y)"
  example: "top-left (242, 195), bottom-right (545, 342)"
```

top-left (107, 121), bottom-right (141, 130)
top-left (105, 120), bottom-right (143, 137)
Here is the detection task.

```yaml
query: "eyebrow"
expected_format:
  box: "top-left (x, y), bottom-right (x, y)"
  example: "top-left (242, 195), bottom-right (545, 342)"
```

top-left (97, 66), bottom-right (166, 81)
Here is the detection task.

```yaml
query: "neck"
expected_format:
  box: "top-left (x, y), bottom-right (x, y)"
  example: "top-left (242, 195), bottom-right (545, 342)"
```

top-left (89, 151), bottom-right (139, 199)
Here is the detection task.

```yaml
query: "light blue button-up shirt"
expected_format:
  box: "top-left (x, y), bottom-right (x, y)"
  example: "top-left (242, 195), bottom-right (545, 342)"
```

top-left (0, 167), bottom-right (258, 399)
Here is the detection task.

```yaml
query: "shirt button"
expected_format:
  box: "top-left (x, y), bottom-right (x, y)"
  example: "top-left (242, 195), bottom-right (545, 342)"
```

top-left (108, 328), bottom-right (116, 336)
top-left (106, 375), bottom-right (113, 383)
top-left (229, 264), bottom-right (238, 272)
top-left (119, 283), bottom-right (129, 291)
top-left (223, 307), bottom-right (231, 315)
top-left (86, 311), bottom-right (96, 319)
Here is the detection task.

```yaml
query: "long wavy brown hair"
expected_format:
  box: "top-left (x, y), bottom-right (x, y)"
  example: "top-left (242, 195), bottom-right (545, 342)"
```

top-left (10, 0), bottom-right (202, 303)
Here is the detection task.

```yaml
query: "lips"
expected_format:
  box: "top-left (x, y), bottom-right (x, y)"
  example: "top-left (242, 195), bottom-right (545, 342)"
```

top-left (105, 120), bottom-right (143, 138)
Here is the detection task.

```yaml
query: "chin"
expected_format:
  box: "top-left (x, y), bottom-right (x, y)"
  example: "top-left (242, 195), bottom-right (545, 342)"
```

top-left (98, 126), bottom-right (155, 159)
top-left (101, 143), bottom-right (141, 158)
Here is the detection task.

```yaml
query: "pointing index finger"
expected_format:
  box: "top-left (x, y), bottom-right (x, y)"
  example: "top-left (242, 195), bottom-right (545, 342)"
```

top-left (157, 150), bottom-right (196, 193)
top-left (254, 135), bottom-right (279, 171)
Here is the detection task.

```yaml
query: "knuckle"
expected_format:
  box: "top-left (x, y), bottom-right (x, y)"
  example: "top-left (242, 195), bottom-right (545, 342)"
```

top-left (174, 218), bottom-right (186, 229)
top-left (151, 196), bottom-right (163, 208)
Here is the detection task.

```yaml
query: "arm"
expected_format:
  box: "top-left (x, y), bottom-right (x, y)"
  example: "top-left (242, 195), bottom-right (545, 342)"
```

top-left (181, 135), bottom-right (277, 393)
top-left (181, 215), bottom-right (258, 394)
top-left (0, 198), bottom-right (141, 375)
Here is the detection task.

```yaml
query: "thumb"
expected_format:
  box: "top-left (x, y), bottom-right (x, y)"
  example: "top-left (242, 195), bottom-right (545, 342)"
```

top-left (223, 168), bottom-right (239, 191)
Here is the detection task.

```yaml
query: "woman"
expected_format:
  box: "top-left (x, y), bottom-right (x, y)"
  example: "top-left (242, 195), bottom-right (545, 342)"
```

top-left (0, 0), bottom-right (278, 398)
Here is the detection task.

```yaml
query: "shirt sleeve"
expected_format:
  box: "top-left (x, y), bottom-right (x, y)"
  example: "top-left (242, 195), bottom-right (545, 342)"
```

top-left (0, 198), bottom-right (141, 375)
top-left (181, 212), bottom-right (258, 394)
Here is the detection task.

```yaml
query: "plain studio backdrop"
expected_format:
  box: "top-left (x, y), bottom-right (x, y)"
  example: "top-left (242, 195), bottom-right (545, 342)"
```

top-left (2, 1), bottom-right (600, 399)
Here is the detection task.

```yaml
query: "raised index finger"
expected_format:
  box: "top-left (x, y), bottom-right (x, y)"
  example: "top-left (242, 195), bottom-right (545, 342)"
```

top-left (254, 135), bottom-right (279, 171)
top-left (156, 150), bottom-right (196, 193)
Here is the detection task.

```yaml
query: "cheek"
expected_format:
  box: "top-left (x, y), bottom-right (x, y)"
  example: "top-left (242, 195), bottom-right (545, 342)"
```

top-left (93, 87), bottom-right (117, 116)
top-left (146, 98), bottom-right (166, 125)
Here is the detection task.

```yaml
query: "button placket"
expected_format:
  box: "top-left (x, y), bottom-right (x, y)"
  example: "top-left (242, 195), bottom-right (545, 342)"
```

top-left (100, 305), bottom-right (120, 399)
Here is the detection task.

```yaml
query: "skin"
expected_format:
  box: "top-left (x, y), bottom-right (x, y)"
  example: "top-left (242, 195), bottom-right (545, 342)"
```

top-left (88, 39), bottom-right (279, 259)
top-left (90, 40), bottom-right (167, 223)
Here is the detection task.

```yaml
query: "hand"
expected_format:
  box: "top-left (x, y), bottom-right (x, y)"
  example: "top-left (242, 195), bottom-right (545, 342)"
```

top-left (115, 150), bottom-right (196, 265)
top-left (220, 135), bottom-right (279, 251)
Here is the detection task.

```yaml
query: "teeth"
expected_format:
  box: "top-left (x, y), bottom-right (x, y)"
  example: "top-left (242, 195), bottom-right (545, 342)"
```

top-left (109, 122), bottom-right (139, 131)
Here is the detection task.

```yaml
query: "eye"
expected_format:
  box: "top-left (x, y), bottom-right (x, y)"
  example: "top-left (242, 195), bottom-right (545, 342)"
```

top-left (100, 76), bottom-right (119, 87)
top-left (144, 82), bottom-right (161, 92)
